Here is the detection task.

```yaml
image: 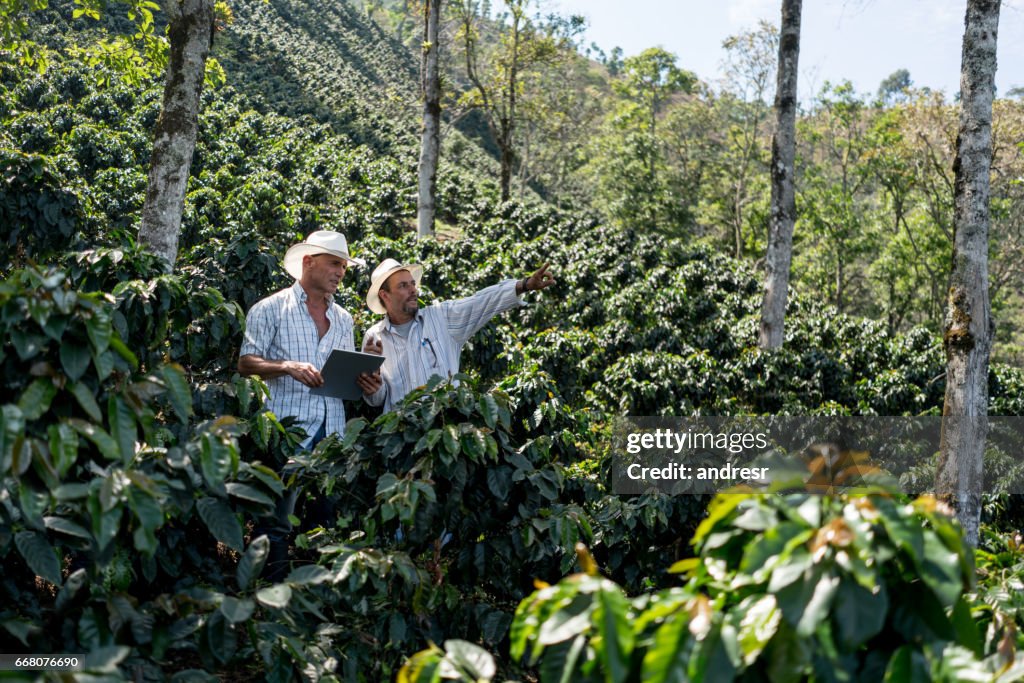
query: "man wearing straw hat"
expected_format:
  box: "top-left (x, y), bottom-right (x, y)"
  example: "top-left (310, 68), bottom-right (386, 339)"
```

top-left (361, 259), bottom-right (555, 412)
top-left (239, 230), bottom-right (379, 578)
top-left (239, 230), bottom-right (381, 438)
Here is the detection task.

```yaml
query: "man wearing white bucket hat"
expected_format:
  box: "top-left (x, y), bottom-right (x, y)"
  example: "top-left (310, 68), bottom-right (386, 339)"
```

top-left (239, 230), bottom-right (380, 579)
top-left (361, 259), bottom-right (555, 412)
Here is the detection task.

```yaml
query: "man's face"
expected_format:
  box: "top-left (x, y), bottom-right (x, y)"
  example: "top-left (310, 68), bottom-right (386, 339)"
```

top-left (381, 270), bottom-right (419, 321)
top-left (303, 253), bottom-right (348, 296)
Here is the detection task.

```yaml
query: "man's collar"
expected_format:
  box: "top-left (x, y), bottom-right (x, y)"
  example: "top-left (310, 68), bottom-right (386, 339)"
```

top-left (290, 281), bottom-right (307, 302)
top-left (291, 280), bottom-right (331, 306)
top-left (382, 312), bottom-right (423, 332)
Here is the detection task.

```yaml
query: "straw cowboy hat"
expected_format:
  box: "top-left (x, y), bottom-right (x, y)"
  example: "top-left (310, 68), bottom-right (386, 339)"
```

top-left (282, 230), bottom-right (366, 280)
top-left (366, 258), bottom-right (423, 315)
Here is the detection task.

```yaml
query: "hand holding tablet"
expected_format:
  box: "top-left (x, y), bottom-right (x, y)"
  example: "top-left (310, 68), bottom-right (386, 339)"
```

top-left (309, 350), bottom-right (386, 400)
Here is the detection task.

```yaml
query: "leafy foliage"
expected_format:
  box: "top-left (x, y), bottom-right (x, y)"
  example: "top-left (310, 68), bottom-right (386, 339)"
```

top-left (2, 1), bottom-right (1024, 679)
top-left (405, 492), bottom-right (1024, 682)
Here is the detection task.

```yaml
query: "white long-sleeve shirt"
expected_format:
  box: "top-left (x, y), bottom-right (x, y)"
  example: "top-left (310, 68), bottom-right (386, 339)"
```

top-left (363, 280), bottom-right (524, 412)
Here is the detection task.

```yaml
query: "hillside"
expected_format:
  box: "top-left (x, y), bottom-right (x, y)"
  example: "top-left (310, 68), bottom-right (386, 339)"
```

top-left (2, 1), bottom-right (1024, 680)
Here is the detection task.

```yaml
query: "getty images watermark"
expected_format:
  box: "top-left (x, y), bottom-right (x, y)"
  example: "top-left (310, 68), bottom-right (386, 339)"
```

top-left (611, 416), bottom-right (1024, 495)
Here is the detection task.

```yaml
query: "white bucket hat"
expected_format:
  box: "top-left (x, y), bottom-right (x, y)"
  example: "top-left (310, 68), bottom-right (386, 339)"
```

top-left (366, 258), bottom-right (423, 315)
top-left (282, 230), bottom-right (366, 280)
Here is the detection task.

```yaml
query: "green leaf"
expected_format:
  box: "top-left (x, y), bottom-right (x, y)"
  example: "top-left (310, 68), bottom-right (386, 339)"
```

top-left (160, 363), bottom-right (193, 424)
top-left (10, 329), bottom-right (44, 360)
top-left (389, 613), bottom-right (408, 645)
top-left (17, 378), bottom-right (57, 420)
top-left (796, 573), bottom-right (839, 637)
top-left (541, 635), bottom-right (589, 683)
top-left (56, 568), bottom-right (87, 613)
top-left (41, 311), bottom-right (69, 342)
top-left (60, 341), bottom-right (91, 382)
top-left (690, 623), bottom-right (739, 682)
top-left (733, 505), bottom-right (776, 531)
top-left (256, 584), bottom-right (292, 609)
top-left (767, 550), bottom-right (813, 592)
top-left (18, 481), bottom-right (48, 526)
top-left (286, 565), bottom-right (331, 585)
top-left (1, 618), bottom-right (40, 647)
top-left (109, 336), bottom-right (138, 370)
top-left (740, 523), bottom-right (811, 579)
top-left (196, 497), bottom-right (243, 551)
top-left (108, 395), bottom-right (136, 463)
top-left (47, 423), bottom-right (79, 477)
top-left (206, 608), bottom-right (236, 663)
top-left (478, 394), bottom-right (499, 429)
top-left (15, 531), bottom-right (62, 585)
top-left (226, 482), bottom-right (274, 506)
top-left (776, 567), bottom-right (839, 637)
top-left (237, 535), bottom-right (269, 590)
top-left (55, 483), bottom-right (89, 500)
top-left (128, 487), bottom-right (164, 536)
top-left (415, 428), bottom-right (443, 454)
top-left (461, 428), bottom-right (486, 461)
top-left (486, 466), bottom-right (512, 500)
top-left (884, 646), bottom-right (929, 683)
top-left (441, 640), bottom-right (496, 680)
top-left (87, 493), bottom-right (122, 552)
top-left (949, 597), bottom-right (982, 657)
top-left (83, 645), bottom-right (130, 673)
top-left (890, 582), bottom-right (954, 642)
top-left (397, 647), bottom-right (443, 683)
top-left (69, 382), bottom-right (103, 422)
top-left (919, 532), bottom-right (963, 607)
top-left (219, 597), bottom-right (255, 624)
top-left (480, 610), bottom-right (512, 645)
top-left (642, 610), bottom-right (692, 683)
top-left (44, 515), bottom-right (92, 540)
top-left (442, 424), bottom-right (460, 456)
top-left (832, 581), bottom-right (887, 649)
top-left (693, 494), bottom-right (748, 545)
top-left (877, 500), bottom-right (924, 565)
top-left (245, 463), bottom-right (284, 497)
top-left (200, 433), bottom-right (232, 488)
top-left (86, 307), bottom-right (112, 354)
top-left (537, 594), bottom-right (593, 645)
top-left (68, 418), bottom-right (120, 461)
top-left (735, 595), bottom-right (780, 665)
top-left (595, 579), bottom-right (633, 683)
top-left (667, 558), bottom-right (700, 575)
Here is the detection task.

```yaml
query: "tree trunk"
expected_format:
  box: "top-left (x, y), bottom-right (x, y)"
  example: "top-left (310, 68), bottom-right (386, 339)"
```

top-left (498, 6), bottom-right (522, 204)
top-left (417, 0), bottom-right (442, 238)
top-left (138, 0), bottom-right (214, 270)
top-left (499, 143), bottom-right (514, 203)
top-left (937, 0), bottom-right (1000, 548)
top-left (758, 0), bottom-right (802, 349)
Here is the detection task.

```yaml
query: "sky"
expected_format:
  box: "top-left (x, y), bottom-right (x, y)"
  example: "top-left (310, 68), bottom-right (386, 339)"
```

top-left (545, 0), bottom-right (1024, 102)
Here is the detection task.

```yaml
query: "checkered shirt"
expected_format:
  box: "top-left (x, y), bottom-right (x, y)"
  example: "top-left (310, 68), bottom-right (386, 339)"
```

top-left (240, 282), bottom-right (355, 443)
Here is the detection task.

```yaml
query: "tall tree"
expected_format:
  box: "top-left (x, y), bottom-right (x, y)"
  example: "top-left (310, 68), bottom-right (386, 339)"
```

top-left (937, 0), bottom-right (1000, 548)
top-left (877, 68), bottom-right (913, 106)
top-left (137, 0), bottom-right (216, 269)
top-left (759, 0), bottom-right (802, 349)
top-left (719, 21), bottom-right (777, 258)
top-left (417, 0), bottom-right (442, 237)
top-left (798, 82), bottom-right (874, 314)
top-left (586, 47), bottom-right (695, 233)
top-left (455, 0), bottom-right (561, 202)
